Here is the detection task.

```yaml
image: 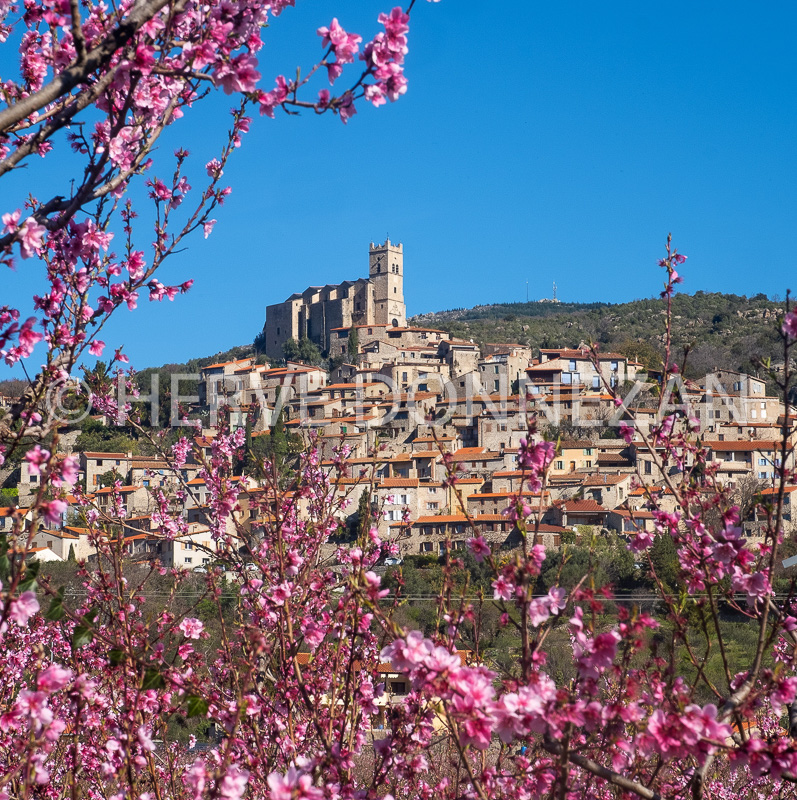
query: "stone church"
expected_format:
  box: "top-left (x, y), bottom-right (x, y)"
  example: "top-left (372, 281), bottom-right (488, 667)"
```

top-left (263, 239), bottom-right (407, 358)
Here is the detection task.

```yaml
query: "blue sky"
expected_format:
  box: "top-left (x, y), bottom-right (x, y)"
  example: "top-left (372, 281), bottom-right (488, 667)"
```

top-left (2, 0), bottom-right (796, 371)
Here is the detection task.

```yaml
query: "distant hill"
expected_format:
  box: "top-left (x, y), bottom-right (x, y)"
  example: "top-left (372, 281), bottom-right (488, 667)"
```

top-left (410, 291), bottom-right (785, 380)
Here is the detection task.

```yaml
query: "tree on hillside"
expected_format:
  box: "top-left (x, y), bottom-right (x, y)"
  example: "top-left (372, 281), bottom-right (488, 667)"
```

top-left (283, 337), bottom-right (323, 365)
top-left (347, 326), bottom-right (360, 362)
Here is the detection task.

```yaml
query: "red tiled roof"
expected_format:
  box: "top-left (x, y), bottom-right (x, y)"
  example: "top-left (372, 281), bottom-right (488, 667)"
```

top-left (560, 499), bottom-right (608, 513)
top-left (705, 440), bottom-right (779, 451)
top-left (611, 509), bottom-right (655, 518)
top-left (202, 358), bottom-right (252, 370)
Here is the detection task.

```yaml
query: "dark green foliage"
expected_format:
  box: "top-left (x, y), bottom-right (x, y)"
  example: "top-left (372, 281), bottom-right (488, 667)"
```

top-left (253, 328), bottom-right (268, 355)
top-left (245, 407), bottom-right (302, 483)
top-left (649, 531), bottom-right (681, 593)
top-left (283, 337), bottom-right (324, 365)
top-left (97, 469), bottom-right (124, 488)
top-left (347, 326), bottom-right (359, 361)
top-left (74, 417), bottom-right (139, 455)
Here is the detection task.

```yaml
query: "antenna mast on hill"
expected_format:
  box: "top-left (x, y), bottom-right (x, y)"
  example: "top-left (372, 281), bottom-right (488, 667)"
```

top-left (553, 281), bottom-right (557, 302)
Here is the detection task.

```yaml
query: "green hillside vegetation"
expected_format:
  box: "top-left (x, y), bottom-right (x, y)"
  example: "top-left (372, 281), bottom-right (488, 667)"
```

top-left (412, 291), bottom-right (784, 379)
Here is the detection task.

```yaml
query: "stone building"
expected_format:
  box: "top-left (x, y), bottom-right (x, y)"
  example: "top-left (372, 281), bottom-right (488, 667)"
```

top-left (263, 239), bottom-right (407, 358)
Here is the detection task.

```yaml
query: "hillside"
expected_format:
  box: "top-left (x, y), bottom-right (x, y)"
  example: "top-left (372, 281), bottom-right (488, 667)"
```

top-left (410, 291), bottom-right (785, 379)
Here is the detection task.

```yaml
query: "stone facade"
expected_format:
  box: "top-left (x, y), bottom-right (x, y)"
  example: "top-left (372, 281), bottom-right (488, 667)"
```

top-left (263, 239), bottom-right (407, 357)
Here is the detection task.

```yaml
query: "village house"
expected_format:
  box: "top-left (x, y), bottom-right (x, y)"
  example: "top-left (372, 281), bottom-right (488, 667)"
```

top-left (526, 347), bottom-right (637, 392)
top-left (580, 473), bottom-right (633, 509)
top-left (549, 440), bottom-right (598, 475)
top-left (145, 523), bottom-right (217, 569)
top-left (703, 440), bottom-right (789, 482)
top-left (28, 527), bottom-right (95, 561)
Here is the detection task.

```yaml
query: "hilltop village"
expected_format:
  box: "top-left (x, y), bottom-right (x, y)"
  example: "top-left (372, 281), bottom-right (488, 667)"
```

top-left (5, 240), bottom-right (796, 565)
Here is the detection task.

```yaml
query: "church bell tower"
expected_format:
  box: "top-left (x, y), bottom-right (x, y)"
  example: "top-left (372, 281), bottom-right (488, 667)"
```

top-left (369, 238), bottom-right (406, 327)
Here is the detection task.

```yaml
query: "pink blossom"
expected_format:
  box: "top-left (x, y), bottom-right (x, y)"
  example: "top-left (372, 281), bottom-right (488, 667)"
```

top-left (25, 445), bottom-right (50, 476)
top-left (18, 217), bottom-right (45, 259)
top-left (9, 591), bottom-right (40, 625)
top-left (492, 575), bottom-right (514, 602)
top-left (37, 665), bottom-right (73, 693)
top-left (179, 617), bottom-right (204, 639)
top-left (214, 54), bottom-right (261, 94)
top-left (53, 455), bottom-right (79, 487)
top-left (202, 219), bottom-right (217, 238)
top-left (467, 535), bottom-right (491, 562)
top-left (783, 311), bottom-right (797, 340)
top-left (89, 339), bottom-right (105, 356)
top-left (219, 766), bottom-right (250, 800)
top-left (270, 582), bottom-right (292, 606)
top-left (1, 208), bottom-right (21, 233)
top-left (42, 499), bottom-right (67, 523)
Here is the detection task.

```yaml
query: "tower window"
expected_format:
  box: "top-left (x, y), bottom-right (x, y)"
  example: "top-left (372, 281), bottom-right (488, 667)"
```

top-left (394, 287), bottom-right (397, 293)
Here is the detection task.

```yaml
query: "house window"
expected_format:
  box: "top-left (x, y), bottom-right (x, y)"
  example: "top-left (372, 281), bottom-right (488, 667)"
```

top-left (185, 541), bottom-right (193, 549)
top-left (611, 361), bottom-right (618, 371)
top-left (645, 461), bottom-right (652, 475)
top-left (427, 502), bottom-right (439, 510)
top-left (185, 557), bottom-right (192, 564)
top-left (97, 460), bottom-right (103, 467)
top-left (429, 487), bottom-right (437, 494)
top-left (494, 365), bottom-right (500, 374)
top-left (758, 458), bottom-right (768, 466)
top-left (494, 380), bottom-right (500, 392)
top-left (569, 360), bottom-right (576, 372)
top-left (555, 460), bottom-right (564, 470)
top-left (592, 376), bottom-right (600, 389)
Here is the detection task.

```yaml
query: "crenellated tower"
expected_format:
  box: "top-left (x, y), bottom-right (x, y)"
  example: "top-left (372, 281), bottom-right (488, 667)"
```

top-left (369, 238), bottom-right (406, 327)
